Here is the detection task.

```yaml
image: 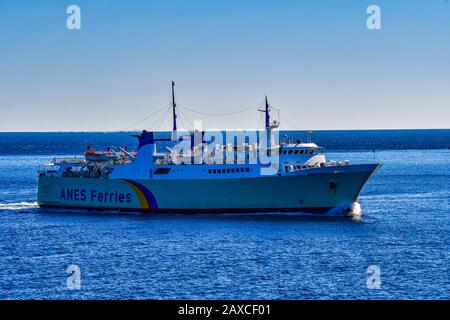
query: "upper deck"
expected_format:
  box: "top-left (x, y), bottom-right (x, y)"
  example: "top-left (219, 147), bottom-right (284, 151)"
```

top-left (38, 134), bottom-right (352, 181)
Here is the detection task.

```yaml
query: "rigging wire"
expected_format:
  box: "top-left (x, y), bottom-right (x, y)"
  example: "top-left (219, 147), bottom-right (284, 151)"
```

top-left (120, 103), bottom-right (171, 131)
top-left (266, 100), bottom-right (301, 131)
top-left (257, 111), bottom-right (262, 130)
top-left (153, 106), bottom-right (172, 131)
top-left (178, 101), bottom-right (264, 116)
top-left (279, 113), bottom-right (301, 130)
top-left (119, 99), bottom-right (287, 132)
top-left (177, 106), bottom-right (195, 129)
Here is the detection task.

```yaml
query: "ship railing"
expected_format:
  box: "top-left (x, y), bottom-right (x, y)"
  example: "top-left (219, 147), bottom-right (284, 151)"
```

top-left (52, 157), bottom-right (87, 165)
top-left (286, 160), bottom-right (350, 172)
top-left (319, 160), bottom-right (350, 168)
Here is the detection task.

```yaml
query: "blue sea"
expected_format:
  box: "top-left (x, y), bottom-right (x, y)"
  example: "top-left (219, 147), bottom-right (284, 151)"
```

top-left (0, 130), bottom-right (449, 299)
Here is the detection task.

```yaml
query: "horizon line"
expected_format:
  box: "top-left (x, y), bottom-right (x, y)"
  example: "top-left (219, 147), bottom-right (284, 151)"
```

top-left (1, 128), bottom-right (450, 134)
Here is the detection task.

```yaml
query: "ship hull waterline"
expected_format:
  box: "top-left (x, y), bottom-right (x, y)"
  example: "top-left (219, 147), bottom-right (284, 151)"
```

top-left (37, 164), bottom-right (380, 216)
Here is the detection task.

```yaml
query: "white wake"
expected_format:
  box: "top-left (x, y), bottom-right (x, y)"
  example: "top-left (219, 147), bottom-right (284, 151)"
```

top-left (349, 202), bottom-right (362, 220)
top-left (0, 202), bottom-right (39, 210)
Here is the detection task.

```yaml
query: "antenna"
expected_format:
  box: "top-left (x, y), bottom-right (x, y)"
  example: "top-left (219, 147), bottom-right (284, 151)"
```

top-left (307, 130), bottom-right (313, 143)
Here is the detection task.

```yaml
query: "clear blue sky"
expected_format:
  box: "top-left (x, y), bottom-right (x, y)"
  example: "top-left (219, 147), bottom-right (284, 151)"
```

top-left (0, 0), bottom-right (449, 131)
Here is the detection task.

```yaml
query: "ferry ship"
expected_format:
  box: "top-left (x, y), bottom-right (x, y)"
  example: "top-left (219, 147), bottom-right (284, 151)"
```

top-left (37, 83), bottom-right (380, 216)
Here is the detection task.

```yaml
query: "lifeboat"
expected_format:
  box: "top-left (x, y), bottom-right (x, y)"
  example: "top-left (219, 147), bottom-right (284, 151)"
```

top-left (84, 151), bottom-right (108, 162)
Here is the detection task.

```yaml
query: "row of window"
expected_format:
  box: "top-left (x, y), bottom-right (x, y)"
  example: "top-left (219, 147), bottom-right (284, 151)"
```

top-left (285, 164), bottom-right (319, 172)
top-left (154, 167), bottom-right (251, 175)
top-left (282, 149), bottom-right (317, 155)
top-left (208, 168), bottom-right (250, 174)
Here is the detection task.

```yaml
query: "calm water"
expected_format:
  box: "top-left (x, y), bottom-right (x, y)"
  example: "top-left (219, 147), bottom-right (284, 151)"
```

top-left (0, 130), bottom-right (449, 299)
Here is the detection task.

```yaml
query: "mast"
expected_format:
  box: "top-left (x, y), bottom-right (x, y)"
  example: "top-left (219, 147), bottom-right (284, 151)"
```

top-left (265, 95), bottom-right (271, 147)
top-left (258, 94), bottom-right (273, 148)
top-left (258, 95), bottom-right (280, 148)
top-left (264, 94), bottom-right (270, 130)
top-left (171, 81), bottom-right (178, 141)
